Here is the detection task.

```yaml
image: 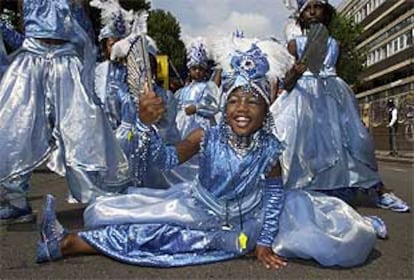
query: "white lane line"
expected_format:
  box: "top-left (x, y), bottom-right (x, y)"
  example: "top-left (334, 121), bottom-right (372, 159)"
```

top-left (387, 168), bottom-right (411, 172)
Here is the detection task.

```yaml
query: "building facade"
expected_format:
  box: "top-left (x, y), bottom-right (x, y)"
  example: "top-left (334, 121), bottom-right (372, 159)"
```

top-left (338, 0), bottom-right (413, 152)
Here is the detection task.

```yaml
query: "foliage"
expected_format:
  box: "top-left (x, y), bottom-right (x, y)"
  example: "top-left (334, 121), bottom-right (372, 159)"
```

top-left (1, 1), bottom-right (191, 74)
top-left (329, 13), bottom-right (366, 86)
top-left (147, 9), bottom-right (186, 72)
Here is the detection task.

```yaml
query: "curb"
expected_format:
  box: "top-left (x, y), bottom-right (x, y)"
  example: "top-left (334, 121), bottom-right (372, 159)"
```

top-left (375, 155), bottom-right (414, 164)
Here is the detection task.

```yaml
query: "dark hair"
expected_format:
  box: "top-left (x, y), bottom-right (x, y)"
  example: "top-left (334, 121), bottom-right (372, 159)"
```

top-left (387, 99), bottom-right (395, 107)
top-left (298, 2), bottom-right (336, 30)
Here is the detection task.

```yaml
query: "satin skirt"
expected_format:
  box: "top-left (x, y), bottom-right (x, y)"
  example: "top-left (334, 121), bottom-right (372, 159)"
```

top-left (81, 183), bottom-right (263, 267)
top-left (81, 185), bottom-right (376, 267)
top-left (273, 190), bottom-right (376, 267)
top-left (271, 76), bottom-right (381, 190)
top-left (0, 39), bottom-right (129, 197)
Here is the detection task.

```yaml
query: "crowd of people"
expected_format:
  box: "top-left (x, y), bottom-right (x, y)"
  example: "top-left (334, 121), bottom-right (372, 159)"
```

top-left (0, 0), bottom-right (410, 270)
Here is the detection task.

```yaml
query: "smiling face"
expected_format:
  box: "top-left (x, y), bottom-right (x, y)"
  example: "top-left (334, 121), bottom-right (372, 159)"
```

top-left (226, 88), bottom-right (267, 137)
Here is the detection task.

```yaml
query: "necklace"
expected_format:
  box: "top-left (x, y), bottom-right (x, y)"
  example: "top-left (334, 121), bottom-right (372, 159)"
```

top-left (226, 125), bottom-right (262, 157)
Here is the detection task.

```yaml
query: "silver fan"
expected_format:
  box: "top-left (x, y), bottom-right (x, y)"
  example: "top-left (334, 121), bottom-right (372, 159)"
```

top-left (126, 11), bottom-right (152, 103)
top-left (300, 23), bottom-right (329, 74)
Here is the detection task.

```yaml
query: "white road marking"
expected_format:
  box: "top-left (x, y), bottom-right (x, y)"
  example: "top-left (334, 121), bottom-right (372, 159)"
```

top-left (388, 167), bottom-right (411, 172)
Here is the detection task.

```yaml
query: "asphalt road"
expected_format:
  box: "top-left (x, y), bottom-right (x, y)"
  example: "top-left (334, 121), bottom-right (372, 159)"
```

top-left (1, 161), bottom-right (413, 280)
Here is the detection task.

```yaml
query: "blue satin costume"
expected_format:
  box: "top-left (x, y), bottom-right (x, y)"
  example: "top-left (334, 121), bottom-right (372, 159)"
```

top-left (95, 60), bottom-right (179, 188)
top-left (175, 81), bottom-right (220, 139)
top-left (0, 0), bottom-right (129, 204)
top-left (78, 121), bottom-right (376, 267)
top-left (0, 32), bottom-right (9, 80)
top-left (271, 36), bottom-right (382, 195)
top-left (168, 81), bottom-right (221, 184)
top-left (0, 19), bottom-right (25, 80)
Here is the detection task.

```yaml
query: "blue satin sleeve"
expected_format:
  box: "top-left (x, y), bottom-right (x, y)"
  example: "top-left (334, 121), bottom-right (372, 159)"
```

top-left (257, 177), bottom-right (285, 247)
top-left (133, 120), bottom-right (180, 172)
top-left (148, 126), bottom-right (180, 170)
top-left (0, 21), bottom-right (24, 50)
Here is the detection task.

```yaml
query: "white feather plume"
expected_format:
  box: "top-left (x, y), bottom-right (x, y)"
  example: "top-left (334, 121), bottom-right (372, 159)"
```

top-left (110, 11), bottom-right (154, 60)
top-left (256, 39), bottom-right (295, 82)
top-left (284, 17), bottom-right (303, 42)
top-left (90, 0), bottom-right (134, 30)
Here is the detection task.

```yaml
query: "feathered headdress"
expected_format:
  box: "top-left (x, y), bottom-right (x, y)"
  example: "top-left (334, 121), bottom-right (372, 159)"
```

top-left (186, 37), bottom-right (209, 69)
top-left (210, 37), bottom-right (294, 105)
top-left (90, 0), bottom-right (134, 41)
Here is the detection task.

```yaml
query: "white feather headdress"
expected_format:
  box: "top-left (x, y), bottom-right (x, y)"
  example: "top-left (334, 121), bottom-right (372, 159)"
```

top-left (90, 0), bottom-right (134, 41)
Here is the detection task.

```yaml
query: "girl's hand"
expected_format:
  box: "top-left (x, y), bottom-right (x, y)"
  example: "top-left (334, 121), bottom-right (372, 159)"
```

top-left (138, 83), bottom-right (165, 125)
top-left (255, 245), bottom-right (287, 270)
top-left (283, 63), bottom-right (307, 92)
top-left (185, 105), bottom-right (197, 115)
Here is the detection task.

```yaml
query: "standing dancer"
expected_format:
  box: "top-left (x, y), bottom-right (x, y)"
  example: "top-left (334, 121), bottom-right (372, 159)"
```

top-left (93, 3), bottom-right (179, 188)
top-left (175, 38), bottom-right (220, 139)
top-left (271, 0), bottom-right (409, 212)
top-left (0, 0), bottom-right (130, 225)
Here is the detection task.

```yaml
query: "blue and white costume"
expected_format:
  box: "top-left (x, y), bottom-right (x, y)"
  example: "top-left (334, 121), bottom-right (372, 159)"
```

top-left (0, 0), bottom-right (129, 206)
top-left (175, 40), bottom-right (220, 139)
top-left (0, 20), bottom-right (25, 51)
top-left (95, 60), bottom-right (179, 187)
top-left (175, 81), bottom-right (220, 139)
top-left (171, 40), bottom-right (220, 184)
top-left (271, 5), bottom-right (382, 194)
top-left (70, 39), bottom-right (377, 268)
top-left (93, 6), bottom-right (179, 188)
top-left (0, 31), bottom-right (9, 80)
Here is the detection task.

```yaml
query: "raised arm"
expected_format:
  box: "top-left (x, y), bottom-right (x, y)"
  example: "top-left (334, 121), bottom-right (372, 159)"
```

top-left (282, 40), bottom-right (306, 92)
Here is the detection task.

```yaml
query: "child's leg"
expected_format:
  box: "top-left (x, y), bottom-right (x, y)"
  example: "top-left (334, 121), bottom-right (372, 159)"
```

top-left (61, 233), bottom-right (98, 257)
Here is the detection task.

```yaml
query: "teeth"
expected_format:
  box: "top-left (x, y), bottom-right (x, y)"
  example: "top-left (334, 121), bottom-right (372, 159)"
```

top-left (235, 116), bottom-right (250, 128)
top-left (235, 116), bottom-right (249, 122)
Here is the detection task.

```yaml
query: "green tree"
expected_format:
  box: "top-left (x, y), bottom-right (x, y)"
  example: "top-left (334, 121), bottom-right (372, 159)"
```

top-left (147, 9), bottom-right (186, 72)
top-left (329, 13), bottom-right (366, 86)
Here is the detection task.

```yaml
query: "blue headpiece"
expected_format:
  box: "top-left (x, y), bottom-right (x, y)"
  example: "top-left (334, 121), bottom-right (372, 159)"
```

top-left (223, 44), bottom-right (271, 104)
top-left (90, 0), bottom-right (134, 42)
top-left (186, 40), bottom-right (209, 69)
top-left (299, 0), bottom-right (328, 12)
top-left (211, 37), bottom-right (294, 106)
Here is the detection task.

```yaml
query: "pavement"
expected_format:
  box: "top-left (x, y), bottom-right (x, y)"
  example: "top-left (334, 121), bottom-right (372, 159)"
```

top-left (1, 161), bottom-right (413, 280)
top-left (375, 150), bottom-right (414, 164)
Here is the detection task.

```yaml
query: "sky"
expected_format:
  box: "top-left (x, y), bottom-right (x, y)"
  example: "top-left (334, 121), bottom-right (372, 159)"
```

top-left (151, 0), bottom-right (343, 44)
